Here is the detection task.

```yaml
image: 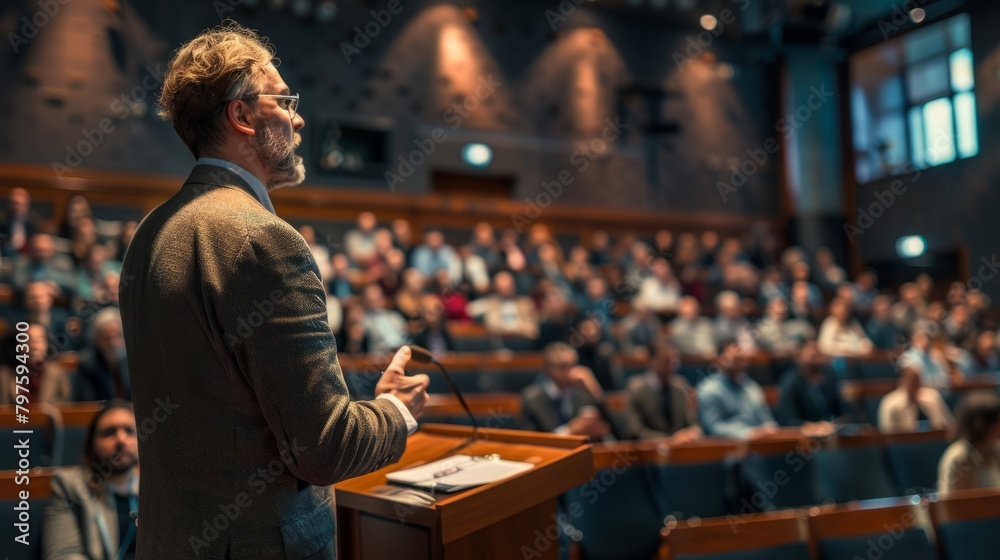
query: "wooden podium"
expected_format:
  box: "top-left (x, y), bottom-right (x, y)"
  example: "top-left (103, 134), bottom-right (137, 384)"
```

top-left (334, 424), bottom-right (594, 560)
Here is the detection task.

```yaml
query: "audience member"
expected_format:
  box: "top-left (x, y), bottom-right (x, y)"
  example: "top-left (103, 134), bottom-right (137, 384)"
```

top-left (410, 294), bottom-right (455, 355)
top-left (12, 233), bottom-right (75, 295)
top-left (697, 341), bottom-right (778, 439)
top-left (878, 366), bottom-right (954, 433)
top-left (775, 342), bottom-right (842, 433)
top-left (670, 296), bottom-right (716, 358)
top-left (466, 271), bottom-right (539, 339)
top-left (938, 391), bottom-right (1000, 493)
top-left (817, 297), bottom-right (874, 357)
top-left (520, 342), bottom-right (610, 440)
top-left (411, 230), bottom-right (461, 285)
top-left (344, 211), bottom-right (379, 266)
top-left (43, 400), bottom-right (139, 560)
top-left (865, 295), bottom-right (902, 350)
top-left (1, 187), bottom-right (39, 257)
top-left (360, 284), bottom-right (409, 353)
top-left (625, 340), bottom-right (701, 442)
top-left (755, 296), bottom-right (815, 358)
top-left (897, 321), bottom-right (959, 385)
top-left (74, 309), bottom-right (129, 401)
top-left (634, 257), bottom-right (681, 313)
top-left (0, 324), bottom-right (71, 404)
top-left (573, 317), bottom-right (621, 391)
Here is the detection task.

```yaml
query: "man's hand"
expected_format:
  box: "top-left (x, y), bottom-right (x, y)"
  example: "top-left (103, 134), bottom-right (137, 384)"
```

top-left (375, 346), bottom-right (430, 419)
top-left (567, 407), bottom-right (610, 440)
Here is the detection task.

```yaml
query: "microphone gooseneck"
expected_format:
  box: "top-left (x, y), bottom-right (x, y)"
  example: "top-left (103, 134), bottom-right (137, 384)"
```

top-left (406, 345), bottom-right (479, 446)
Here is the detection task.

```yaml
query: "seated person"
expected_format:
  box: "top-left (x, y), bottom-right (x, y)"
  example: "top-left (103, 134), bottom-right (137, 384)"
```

top-left (938, 391), bottom-right (1000, 492)
top-left (410, 294), bottom-right (455, 355)
top-left (878, 365), bottom-right (954, 433)
top-left (74, 309), bottom-right (131, 401)
top-left (0, 324), bottom-right (71, 405)
top-left (865, 294), bottom-right (903, 350)
top-left (466, 271), bottom-right (539, 340)
top-left (697, 340), bottom-right (778, 439)
top-left (897, 321), bottom-right (963, 385)
top-left (669, 296), bottom-right (716, 359)
top-left (817, 297), bottom-right (874, 357)
top-left (775, 342), bottom-right (841, 435)
top-left (360, 283), bottom-right (410, 354)
top-left (625, 340), bottom-right (701, 443)
top-left (43, 400), bottom-right (139, 560)
top-left (520, 342), bottom-right (610, 441)
top-left (755, 296), bottom-right (815, 358)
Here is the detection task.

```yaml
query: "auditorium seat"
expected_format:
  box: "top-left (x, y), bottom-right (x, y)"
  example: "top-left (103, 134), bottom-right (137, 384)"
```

top-left (745, 439), bottom-right (819, 509)
top-left (652, 440), bottom-right (741, 519)
top-left (812, 432), bottom-right (897, 503)
top-left (564, 446), bottom-right (665, 560)
top-left (0, 406), bottom-right (63, 469)
top-left (883, 430), bottom-right (949, 494)
top-left (857, 358), bottom-right (899, 381)
top-left (929, 488), bottom-right (1000, 560)
top-left (663, 510), bottom-right (811, 560)
top-left (808, 500), bottom-right (937, 560)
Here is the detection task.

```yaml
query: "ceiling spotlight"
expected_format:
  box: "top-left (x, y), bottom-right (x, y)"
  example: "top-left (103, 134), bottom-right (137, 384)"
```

top-left (896, 235), bottom-right (927, 258)
top-left (909, 8), bottom-right (926, 23)
top-left (315, 0), bottom-right (337, 22)
top-left (461, 143), bottom-right (493, 168)
top-left (700, 14), bottom-right (718, 30)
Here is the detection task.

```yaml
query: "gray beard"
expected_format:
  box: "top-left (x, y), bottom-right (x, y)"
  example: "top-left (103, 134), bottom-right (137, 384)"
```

top-left (255, 124), bottom-right (306, 189)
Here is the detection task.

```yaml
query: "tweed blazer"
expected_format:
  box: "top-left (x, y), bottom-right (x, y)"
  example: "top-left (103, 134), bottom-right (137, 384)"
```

top-left (119, 165), bottom-right (408, 559)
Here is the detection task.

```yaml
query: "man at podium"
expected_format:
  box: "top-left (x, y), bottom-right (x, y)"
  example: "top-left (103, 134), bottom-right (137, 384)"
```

top-left (119, 23), bottom-right (429, 559)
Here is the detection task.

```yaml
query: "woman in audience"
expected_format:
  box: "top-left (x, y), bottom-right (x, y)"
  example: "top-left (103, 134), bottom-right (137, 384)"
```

top-left (938, 391), bottom-right (1000, 493)
top-left (817, 297), bottom-right (874, 357)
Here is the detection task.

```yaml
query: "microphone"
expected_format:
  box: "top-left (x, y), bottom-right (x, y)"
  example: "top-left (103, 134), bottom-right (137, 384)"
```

top-left (406, 345), bottom-right (479, 448)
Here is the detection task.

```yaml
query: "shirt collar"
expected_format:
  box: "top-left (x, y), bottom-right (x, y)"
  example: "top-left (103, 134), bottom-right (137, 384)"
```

top-left (542, 378), bottom-right (567, 401)
top-left (196, 157), bottom-right (276, 215)
top-left (644, 370), bottom-right (663, 392)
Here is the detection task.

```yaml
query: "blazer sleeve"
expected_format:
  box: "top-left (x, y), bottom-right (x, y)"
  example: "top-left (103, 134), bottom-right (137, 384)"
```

top-left (42, 472), bottom-right (89, 560)
top-left (220, 220), bottom-right (408, 486)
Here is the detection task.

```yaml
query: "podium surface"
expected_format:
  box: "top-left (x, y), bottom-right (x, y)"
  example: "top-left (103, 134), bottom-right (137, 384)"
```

top-left (335, 424), bottom-right (594, 560)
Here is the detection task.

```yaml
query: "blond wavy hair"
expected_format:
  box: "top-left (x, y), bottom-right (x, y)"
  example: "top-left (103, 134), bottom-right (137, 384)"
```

top-left (157, 22), bottom-right (276, 157)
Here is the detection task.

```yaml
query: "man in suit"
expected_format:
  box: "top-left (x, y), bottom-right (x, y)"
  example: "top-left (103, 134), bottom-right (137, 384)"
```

top-left (43, 400), bottom-right (139, 560)
top-left (774, 342), bottom-right (841, 435)
top-left (520, 342), bottom-right (610, 441)
top-left (0, 187), bottom-right (39, 257)
top-left (625, 340), bottom-right (701, 442)
top-left (119, 24), bottom-right (429, 559)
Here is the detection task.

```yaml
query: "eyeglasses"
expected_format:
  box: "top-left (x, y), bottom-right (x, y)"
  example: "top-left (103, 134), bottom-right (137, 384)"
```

top-left (257, 93), bottom-right (300, 119)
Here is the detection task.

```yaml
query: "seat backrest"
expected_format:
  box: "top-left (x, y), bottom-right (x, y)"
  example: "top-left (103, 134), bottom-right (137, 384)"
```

top-left (666, 512), bottom-right (810, 560)
top-left (652, 442), bottom-right (741, 519)
top-left (809, 502), bottom-right (937, 560)
top-left (563, 465), bottom-right (665, 560)
top-left (813, 436), bottom-right (896, 502)
top-left (929, 488), bottom-right (1000, 560)
top-left (883, 431), bottom-right (949, 494)
top-left (745, 440), bottom-right (820, 509)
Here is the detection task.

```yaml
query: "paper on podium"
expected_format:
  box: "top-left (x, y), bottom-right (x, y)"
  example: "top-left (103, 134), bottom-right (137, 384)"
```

top-left (385, 454), bottom-right (534, 493)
